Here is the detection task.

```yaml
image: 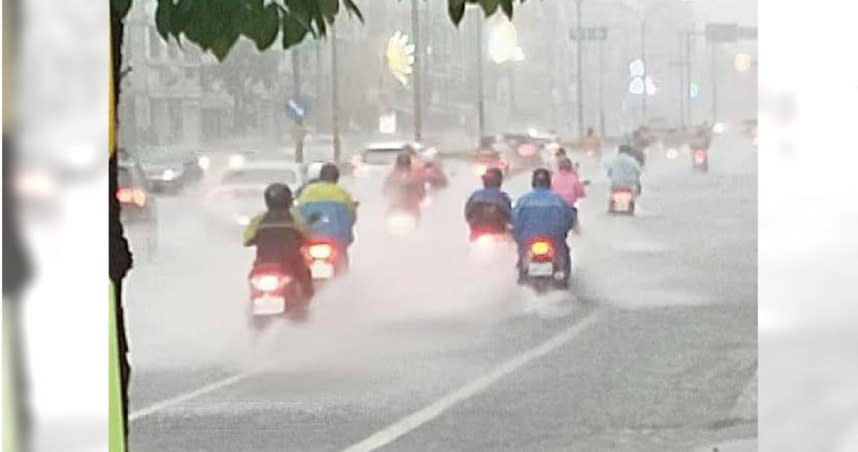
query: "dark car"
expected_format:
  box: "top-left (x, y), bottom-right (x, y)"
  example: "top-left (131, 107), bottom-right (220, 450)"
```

top-left (134, 146), bottom-right (201, 194)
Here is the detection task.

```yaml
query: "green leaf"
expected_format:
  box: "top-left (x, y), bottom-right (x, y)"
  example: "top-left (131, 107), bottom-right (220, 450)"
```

top-left (170, 0), bottom-right (196, 37)
top-left (282, 13), bottom-right (310, 49)
top-left (252, 3), bottom-right (281, 51)
top-left (211, 30), bottom-right (239, 61)
top-left (479, 0), bottom-right (499, 16)
top-left (448, 0), bottom-right (466, 26)
top-left (155, 0), bottom-right (174, 40)
top-left (500, 0), bottom-right (513, 18)
top-left (343, 0), bottom-right (364, 22)
top-left (112, 0), bottom-right (132, 20)
top-left (320, 0), bottom-right (339, 22)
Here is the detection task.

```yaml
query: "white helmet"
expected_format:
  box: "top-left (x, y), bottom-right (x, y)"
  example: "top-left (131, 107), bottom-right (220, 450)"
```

top-left (306, 161), bottom-right (327, 180)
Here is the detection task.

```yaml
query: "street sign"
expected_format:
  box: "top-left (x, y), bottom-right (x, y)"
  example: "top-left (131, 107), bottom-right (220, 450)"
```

top-left (705, 23), bottom-right (738, 42)
top-left (569, 27), bottom-right (608, 41)
top-left (285, 95), bottom-right (310, 122)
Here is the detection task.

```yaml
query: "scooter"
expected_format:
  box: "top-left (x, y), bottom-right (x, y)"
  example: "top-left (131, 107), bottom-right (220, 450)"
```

top-left (608, 187), bottom-right (636, 215)
top-left (692, 148), bottom-right (709, 172)
top-left (518, 236), bottom-right (569, 293)
top-left (247, 262), bottom-right (311, 332)
top-left (303, 239), bottom-right (347, 282)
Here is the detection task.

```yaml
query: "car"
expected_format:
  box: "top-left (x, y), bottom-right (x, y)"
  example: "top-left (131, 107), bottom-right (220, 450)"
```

top-left (117, 150), bottom-right (158, 257)
top-left (133, 146), bottom-right (201, 194)
top-left (351, 141), bottom-right (416, 178)
top-left (471, 148), bottom-right (510, 177)
top-left (205, 159), bottom-right (306, 228)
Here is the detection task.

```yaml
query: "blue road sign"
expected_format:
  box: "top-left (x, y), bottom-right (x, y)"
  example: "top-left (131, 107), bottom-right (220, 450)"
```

top-left (285, 96), bottom-right (310, 121)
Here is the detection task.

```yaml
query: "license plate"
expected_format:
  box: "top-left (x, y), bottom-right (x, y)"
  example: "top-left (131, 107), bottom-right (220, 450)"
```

top-left (310, 261), bottom-right (335, 279)
top-left (252, 295), bottom-right (285, 315)
top-left (528, 262), bottom-right (554, 277)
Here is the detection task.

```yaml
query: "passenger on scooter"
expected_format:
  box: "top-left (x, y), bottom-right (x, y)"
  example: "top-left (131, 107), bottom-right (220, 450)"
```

top-left (512, 169), bottom-right (577, 282)
top-left (465, 167), bottom-right (512, 239)
top-left (294, 163), bottom-right (358, 264)
top-left (551, 157), bottom-right (587, 207)
top-left (383, 150), bottom-right (428, 211)
top-left (243, 183), bottom-right (314, 298)
top-left (605, 145), bottom-right (643, 196)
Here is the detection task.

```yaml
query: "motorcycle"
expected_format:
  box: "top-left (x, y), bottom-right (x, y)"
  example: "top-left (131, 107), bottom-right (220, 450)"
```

top-left (247, 262), bottom-right (311, 331)
top-left (304, 239), bottom-right (346, 282)
top-left (692, 148), bottom-right (709, 172)
top-left (608, 186), bottom-right (636, 215)
top-left (518, 236), bottom-right (569, 293)
top-left (386, 205), bottom-right (420, 236)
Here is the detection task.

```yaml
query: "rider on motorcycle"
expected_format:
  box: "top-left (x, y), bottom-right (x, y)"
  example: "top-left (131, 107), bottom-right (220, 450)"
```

top-left (605, 145), bottom-right (643, 196)
top-left (512, 169), bottom-right (577, 282)
top-left (465, 167), bottom-right (512, 239)
top-left (294, 163), bottom-right (357, 263)
top-left (383, 150), bottom-right (429, 211)
top-left (243, 183), bottom-right (314, 298)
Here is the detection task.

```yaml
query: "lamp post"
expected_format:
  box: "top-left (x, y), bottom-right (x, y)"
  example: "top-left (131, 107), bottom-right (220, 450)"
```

top-left (411, 0), bottom-right (422, 142)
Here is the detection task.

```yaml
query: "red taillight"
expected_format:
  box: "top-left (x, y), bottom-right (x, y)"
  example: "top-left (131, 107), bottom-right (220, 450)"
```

top-left (250, 274), bottom-right (283, 292)
top-left (694, 150), bottom-right (707, 162)
top-left (307, 243), bottom-right (333, 260)
top-left (116, 188), bottom-right (146, 207)
top-left (530, 239), bottom-right (554, 258)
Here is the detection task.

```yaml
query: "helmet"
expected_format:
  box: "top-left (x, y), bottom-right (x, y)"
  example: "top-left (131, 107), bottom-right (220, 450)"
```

top-left (558, 157), bottom-right (573, 172)
top-left (482, 167), bottom-right (503, 188)
top-left (395, 150), bottom-right (413, 169)
top-left (555, 147), bottom-right (567, 157)
top-left (531, 168), bottom-right (551, 189)
top-left (264, 183), bottom-right (293, 210)
top-left (619, 144), bottom-right (634, 156)
top-left (306, 161), bottom-right (325, 180)
top-left (319, 163), bottom-right (340, 183)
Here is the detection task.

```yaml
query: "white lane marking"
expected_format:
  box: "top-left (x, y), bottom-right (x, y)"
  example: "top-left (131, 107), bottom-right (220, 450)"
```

top-left (341, 311), bottom-right (601, 452)
top-left (129, 371), bottom-right (254, 422)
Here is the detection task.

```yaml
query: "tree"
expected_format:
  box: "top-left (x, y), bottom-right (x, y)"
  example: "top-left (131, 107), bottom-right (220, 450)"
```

top-left (109, 0), bottom-right (528, 448)
top-left (200, 39), bottom-right (282, 135)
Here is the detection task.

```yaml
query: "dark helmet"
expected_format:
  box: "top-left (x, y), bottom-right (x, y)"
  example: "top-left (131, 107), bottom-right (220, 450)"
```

top-left (555, 147), bottom-right (567, 157)
top-left (531, 168), bottom-right (551, 189)
top-left (319, 162), bottom-right (340, 183)
top-left (264, 183), bottom-right (293, 210)
top-left (619, 144), bottom-right (634, 156)
top-left (558, 157), bottom-right (574, 172)
top-left (482, 167), bottom-right (503, 188)
top-left (395, 150), bottom-right (413, 169)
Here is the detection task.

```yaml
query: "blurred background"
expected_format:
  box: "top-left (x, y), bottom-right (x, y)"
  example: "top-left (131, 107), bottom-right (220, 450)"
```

top-left (1, 0), bottom-right (856, 451)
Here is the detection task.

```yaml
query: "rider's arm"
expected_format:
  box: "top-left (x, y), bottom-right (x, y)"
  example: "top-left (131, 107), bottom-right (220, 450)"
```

top-left (242, 215), bottom-right (264, 246)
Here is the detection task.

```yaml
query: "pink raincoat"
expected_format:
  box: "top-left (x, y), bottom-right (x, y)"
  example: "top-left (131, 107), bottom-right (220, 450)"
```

top-left (551, 170), bottom-right (587, 206)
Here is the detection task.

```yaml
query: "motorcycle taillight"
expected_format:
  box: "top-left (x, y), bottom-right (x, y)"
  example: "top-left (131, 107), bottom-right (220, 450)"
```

top-left (694, 150), bottom-right (707, 162)
top-left (250, 274), bottom-right (284, 292)
top-left (530, 239), bottom-right (554, 259)
top-left (307, 243), bottom-right (334, 260)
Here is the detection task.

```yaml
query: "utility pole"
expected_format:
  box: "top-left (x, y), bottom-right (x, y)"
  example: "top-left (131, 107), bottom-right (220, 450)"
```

top-left (710, 42), bottom-right (718, 122)
top-left (685, 30), bottom-right (693, 127)
top-left (475, 10), bottom-right (485, 142)
top-left (599, 38), bottom-right (605, 138)
top-left (678, 32), bottom-right (685, 131)
top-left (411, 0), bottom-right (422, 142)
top-left (640, 18), bottom-right (647, 124)
top-left (315, 41), bottom-right (322, 131)
top-left (331, 24), bottom-right (341, 163)
top-left (575, 0), bottom-right (584, 139)
top-left (291, 47), bottom-right (304, 163)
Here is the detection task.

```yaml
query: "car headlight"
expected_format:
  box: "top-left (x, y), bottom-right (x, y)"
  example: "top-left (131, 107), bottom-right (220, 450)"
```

top-left (162, 169), bottom-right (177, 180)
top-left (229, 154), bottom-right (246, 169)
top-left (713, 122), bottom-right (727, 135)
top-left (197, 155), bottom-right (210, 170)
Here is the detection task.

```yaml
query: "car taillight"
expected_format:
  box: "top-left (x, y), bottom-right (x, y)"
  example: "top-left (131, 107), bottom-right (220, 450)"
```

top-left (117, 188), bottom-right (146, 207)
top-left (307, 243), bottom-right (333, 260)
top-left (250, 274), bottom-right (283, 292)
top-left (530, 240), bottom-right (554, 258)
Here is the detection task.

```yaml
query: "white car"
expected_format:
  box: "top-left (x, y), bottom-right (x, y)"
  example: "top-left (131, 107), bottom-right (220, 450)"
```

top-left (205, 160), bottom-right (306, 228)
top-left (351, 141), bottom-right (436, 178)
